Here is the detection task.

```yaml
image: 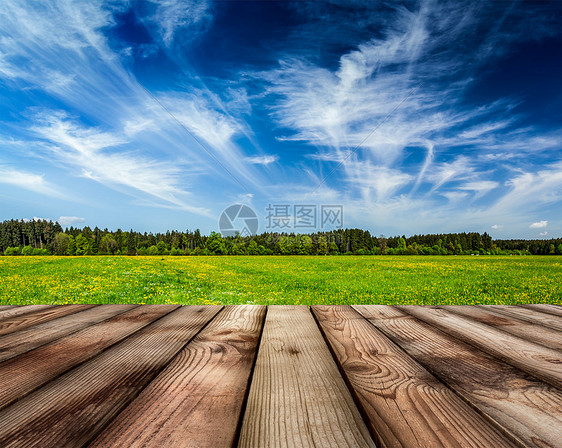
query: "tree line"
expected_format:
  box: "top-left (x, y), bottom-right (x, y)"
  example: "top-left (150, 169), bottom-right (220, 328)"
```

top-left (1, 219), bottom-right (561, 256)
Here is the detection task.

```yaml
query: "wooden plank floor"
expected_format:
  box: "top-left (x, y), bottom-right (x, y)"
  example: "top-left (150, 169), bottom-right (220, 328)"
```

top-left (0, 305), bottom-right (560, 448)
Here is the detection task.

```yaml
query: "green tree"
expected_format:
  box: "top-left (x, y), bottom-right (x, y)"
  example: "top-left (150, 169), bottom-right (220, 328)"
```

top-left (299, 235), bottom-right (313, 255)
top-left (100, 234), bottom-right (118, 254)
top-left (52, 232), bottom-right (70, 255)
top-left (66, 235), bottom-right (76, 255)
top-left (247, 240), bottom-right (259, 255)
top-left (277, 236), bottom-right (293, 255)
top-left (4, 247), bottom-right (21, 256)
top-left (156, 240), bottom-right (167, 255)
top-left (206, 232), bottom-right (226, 255)
top-left (22, 245), bottom-right (34, 256)
top-left (317, 236), bottom-right (328, 255)
top-left (75, 234), bottom-right (89, 255)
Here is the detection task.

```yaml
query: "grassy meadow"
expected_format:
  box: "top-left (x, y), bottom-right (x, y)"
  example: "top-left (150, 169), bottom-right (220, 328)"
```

top-left (1, 255), bottom-right (560, 306)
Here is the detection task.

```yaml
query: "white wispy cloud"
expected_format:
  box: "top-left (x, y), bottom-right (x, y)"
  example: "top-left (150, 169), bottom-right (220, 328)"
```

top-left (58, 216), bottom-right (85, 226)
top-left (255, 0), bottom-right (562, 234)
top-left (0, 0), bottom-right (262, 217)
top-left (457, 181), bottom-right (499, 199)
top-left (144, 0), bottom-right (211, 46)
top-left (530, 220), bottom-right (548, 229)
top-left (245, 155), bottom-right (279, 165)
top-left (0, 165), bottom-right (63, 198)
top-left (30, 111), bottom-right (211, 216)
top-left (491, 163), bottom-right (562, 218)
top-left (491, 224), bottom-right (503, 230)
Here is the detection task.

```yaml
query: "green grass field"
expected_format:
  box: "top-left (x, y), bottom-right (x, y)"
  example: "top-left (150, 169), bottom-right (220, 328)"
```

top-left (1, 255), bottom-right (561, 305)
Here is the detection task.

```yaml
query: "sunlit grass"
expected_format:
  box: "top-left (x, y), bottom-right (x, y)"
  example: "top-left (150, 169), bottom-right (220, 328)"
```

top-left (0, 255), bottom-right (560, 305)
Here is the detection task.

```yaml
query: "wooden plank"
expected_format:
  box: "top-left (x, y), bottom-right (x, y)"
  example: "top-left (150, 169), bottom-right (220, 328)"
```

top-left (0, 305), bottom-right (55, 322)
top-left (479, 305), bottom-right (562, 332)
top-left (317, 306), bottom-right (523, 448)
top-left (0, 304), bottom-right (138, 363)
top-left (0, 304), bottom-right (178, 410)
top-left (0, 304), bottom-right (96, 337)
top-left (440, 305), bottom-right (562, 351)
top-left (398, 306), bottom-right (562, 389)
top-left (0, 306), bottom-right (16, 312)
top-left (312, 305), bottom-right (520, 448)
top-left (0, 305), bottom-right (221, 448)
top-left (354, 305), bottom-right (562, 448)
top-left (239, 306), bottom-right (375, 448)
top-left (521, 304), bottom-right (562, 318)
top-left (90, 305), bottom-right (266, 448)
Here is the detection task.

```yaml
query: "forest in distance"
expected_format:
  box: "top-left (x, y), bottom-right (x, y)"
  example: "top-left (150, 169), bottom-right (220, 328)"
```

top-left (1, 219), bottom-right (561, 257)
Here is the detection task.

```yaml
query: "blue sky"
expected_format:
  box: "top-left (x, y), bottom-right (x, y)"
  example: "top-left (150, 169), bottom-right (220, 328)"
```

top-left (0, 0), bottom-right (561, 238)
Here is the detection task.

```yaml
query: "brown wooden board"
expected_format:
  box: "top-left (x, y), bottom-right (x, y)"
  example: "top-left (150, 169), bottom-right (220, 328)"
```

top-left (0, 305), bottom-right (55, 323)
top-left (0, 306), bottom-right (17, 313)
top-left (0, 304), bottom-right (177, 410)
top-left (0, 305), bottom-right (221, 448)
top-left (311, 305), bottom-right (519, 448)
top-left (90, 305), bottom-right (266, 448)
top-left (398, 306), bottom-right (562, 389)
top-left (481, 305), bottom-right (562, 332)
top-left (440, 305), bottom-right (562, 351)
top-left (0, 304), bottom-right (137, 363)
top-left (354, 305), bottom-right (562, 448)
top-left (522, 304), bottom-right (562, 318)
top-left (0, 304), bottom-right (95, 337)
top-left (238, 305), bottom-right (375, 448)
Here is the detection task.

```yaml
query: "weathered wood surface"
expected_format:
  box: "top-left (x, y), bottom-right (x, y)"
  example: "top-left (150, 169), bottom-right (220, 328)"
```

top-left (312, 305), bottom-right (519, 448)
top-left (0, 304), bottom-right (137, 363)
top-left (239, 306), bottom-right (375, 448)
top-left (480, 305), bottom-right (562, 332)
top-left (0, 304), bottom-right (560, 448)
top-left (0, 305), bottom-right (53, 321)
top-left (90, 305), bottom-right (266, 448)
top-left (354, 305), bottom-right (562, 448)
top-left (441, 305), bottom-right (562, 350)
top-left (0, 304), bottom-right (95, 337)
top-left (0, 305), bottom-right (16, 312)
top-left (0, 304), bottom-right (176, 410)
top-left (523, 303), bottom-right (562, 318)
top-left (398, 305), bottom-right (562, 389)
top-left (0, 306), bottom-right (221, 447)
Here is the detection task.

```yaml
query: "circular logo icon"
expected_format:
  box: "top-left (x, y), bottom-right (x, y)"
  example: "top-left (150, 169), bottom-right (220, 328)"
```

top-left (219, 204), bottom-right (258, 237)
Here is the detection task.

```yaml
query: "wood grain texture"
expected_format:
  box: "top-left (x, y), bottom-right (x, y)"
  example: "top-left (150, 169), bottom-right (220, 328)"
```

top-left (398, 306), bottom-right (562, 389)
top-left (522, 304), bottom-right (562, 318)
top-left (312, 305), bottom-right (520, 448)
top-left (0, 305), bottom-right (55, 323)
top-left (0, 304), bottom-right (95, 337)
top-left (0, 304), bottom-right (176, 410)
top-left (481, 306), bottom-right (562, 332)
top-left (90, 305), bottom-right (266, 448)
top-left (440, 305), bottom-right (562, 351)
top-left (0, 304), bottom-right (137, 363)
top-left (238, 305), bottom-right (375, 448)
top-left (354, 305), bottom-right (562, 448)
top-left (0, 305), bottom-right (221, 448)
top-left (0, 306), bottom-right (17, 313)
